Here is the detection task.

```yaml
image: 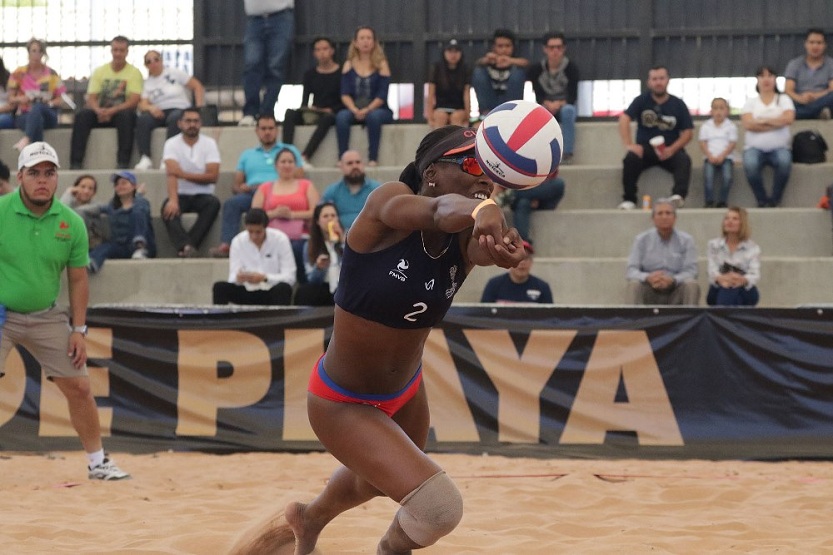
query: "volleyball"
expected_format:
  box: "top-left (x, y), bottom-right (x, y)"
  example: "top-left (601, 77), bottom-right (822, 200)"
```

top-left (475, 100), bottom-right (563, 190)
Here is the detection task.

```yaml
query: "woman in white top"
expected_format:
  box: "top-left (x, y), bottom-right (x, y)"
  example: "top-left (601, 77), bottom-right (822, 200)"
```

top-left (741, 66), bottom-right (796, 207)
top-left (707, 206), bottom-right (760, 306)
top-left (134, 50), bottom-right (205, 170)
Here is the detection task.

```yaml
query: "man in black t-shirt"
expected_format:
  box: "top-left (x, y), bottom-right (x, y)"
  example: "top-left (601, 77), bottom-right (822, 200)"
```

top-left (617, 66), bottom-right (693, 210)
top-left (282, 36), bottom-right (343, 166)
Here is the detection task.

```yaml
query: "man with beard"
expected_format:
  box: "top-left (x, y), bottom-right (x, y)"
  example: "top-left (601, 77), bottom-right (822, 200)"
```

top-left (618, 65), bottom-right (693, 210)
top-left (160, 107), bottom-right (221, 257)
top-left (0, 142), bottom-right (130, 480)
top-left (320, 150), bottom-right (380, 231)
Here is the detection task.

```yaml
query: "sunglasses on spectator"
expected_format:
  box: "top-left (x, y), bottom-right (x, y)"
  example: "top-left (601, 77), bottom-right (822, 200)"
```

top-left (144, 57), bottom-right (160, 65)
top-left (436, 155), bottom-right (484, 177)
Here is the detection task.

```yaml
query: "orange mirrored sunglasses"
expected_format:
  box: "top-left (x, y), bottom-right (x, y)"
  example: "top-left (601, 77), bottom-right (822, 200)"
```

top-left (436, 155), bottom-right (484, 176)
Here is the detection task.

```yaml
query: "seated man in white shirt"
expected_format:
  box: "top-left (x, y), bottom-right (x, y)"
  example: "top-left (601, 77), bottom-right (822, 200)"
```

top-left (626, 198), bottom-right (700, 305)
top-left (212, 208), bottom-right (296, 305)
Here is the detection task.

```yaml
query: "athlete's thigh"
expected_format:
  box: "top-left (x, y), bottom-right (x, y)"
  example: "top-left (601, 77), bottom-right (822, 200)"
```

top-left (308, 392), bottom-right (441, 502)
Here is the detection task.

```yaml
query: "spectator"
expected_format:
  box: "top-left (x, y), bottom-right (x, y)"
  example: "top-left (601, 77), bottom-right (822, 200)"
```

top-left (481, 240), bottom-right (553, 303)
top-left (251, 147), bottom-right (320, 280)
top-left (211, 113), bottom-right (304, 258)
top-left (618, 65), bottom-right (693, 210)
top-left (741, 66), bottom-right (796, 208)
top-left (7, 38), bottom-right (66, 152)
top-left (335, 25), bottom-right (394, 166)
top-left (527, 32), bottom-right (579, 164)
top-left (281, 36), bottom-right (343, 166)
top-left (0, 55), bottom-right (15, 129)
top-left (84, 171), bottom-right (156, 273)
top-left (239, 0), bottom-right (295, 126)
top-left (426, 39), bottom-right (471, 128)
top-left (212, 208), bottom-right (295, 305)
top-left (698, 97), bottom-right (738, 208)
top-left (626, 198), bottom-right (700, 305)
top-left (60, 174), bottom-right (107, 249)
top-left (707, 207), bottom-right (761, 306)
top-left (69, 36), bottom-right (143, 170)
top-left (472, 29), bottom-right (528, 118)
top-left (134, 50), bottom-right (205, 170)
top-left (320, 149), bottom-right (380, 231)
top-left (160, 108), bottom-right (221, 257)
top-left (1, 141), bottom-right (130, 480)
top-left (0, 158), bottom-right (11, 195)
top-left (491, 176), bottom-right (565, 243)
top-left (293, 202), bottom-right (344, 306)
top-left (784, 28), bottom-right (833, 120)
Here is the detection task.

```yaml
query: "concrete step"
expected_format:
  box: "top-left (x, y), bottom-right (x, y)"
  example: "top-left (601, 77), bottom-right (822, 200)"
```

top-left (60, 256), bottom-right (833, 309)
top-left (6, 118), bottom-right (833, 170)
top-left (456, 256), bottom-right (833, 307)
top-left (525, 208), bottom-right (832, 258)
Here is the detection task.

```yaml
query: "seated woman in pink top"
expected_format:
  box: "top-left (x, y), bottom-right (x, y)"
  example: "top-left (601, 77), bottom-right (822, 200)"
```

top-left (252, 147), bottom-right (320, 282)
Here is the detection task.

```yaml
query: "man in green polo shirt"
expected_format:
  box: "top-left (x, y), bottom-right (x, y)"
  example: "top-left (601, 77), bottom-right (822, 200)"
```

top-left (0, 142), bottom-right (130, 480)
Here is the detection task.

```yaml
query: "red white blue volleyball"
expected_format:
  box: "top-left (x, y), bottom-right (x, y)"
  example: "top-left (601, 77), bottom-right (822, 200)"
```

top-left (475, 100), bottom-right (563, 190)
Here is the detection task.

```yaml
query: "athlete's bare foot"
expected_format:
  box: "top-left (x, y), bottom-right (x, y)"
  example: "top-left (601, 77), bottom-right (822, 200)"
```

top-left (285, 501), bottom-right (326, 555)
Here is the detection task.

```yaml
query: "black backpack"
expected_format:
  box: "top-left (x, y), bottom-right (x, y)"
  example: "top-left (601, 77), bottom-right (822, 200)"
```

top-left (792, 130), bottom-right (828, 164)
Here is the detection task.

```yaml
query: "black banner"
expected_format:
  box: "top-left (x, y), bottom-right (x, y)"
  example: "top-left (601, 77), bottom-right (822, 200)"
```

top-left (2, 306), bottom-right (832, 459)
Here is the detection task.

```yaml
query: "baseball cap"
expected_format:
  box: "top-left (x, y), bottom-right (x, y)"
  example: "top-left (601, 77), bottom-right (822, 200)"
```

top-left (111, 170), bottom-right (137, 186)
top-left (18, 141), bottom-right (60, 170)
top-left (445, 39), bottom-right (462, 51)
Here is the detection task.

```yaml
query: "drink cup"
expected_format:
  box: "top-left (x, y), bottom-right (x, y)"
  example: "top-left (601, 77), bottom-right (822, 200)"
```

top-left (649, 136), bottom-right (666, 157)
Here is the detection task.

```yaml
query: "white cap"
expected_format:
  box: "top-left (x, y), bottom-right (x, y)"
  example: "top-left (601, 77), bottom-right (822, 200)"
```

top-left (18, 141), bottom-right (61, 170)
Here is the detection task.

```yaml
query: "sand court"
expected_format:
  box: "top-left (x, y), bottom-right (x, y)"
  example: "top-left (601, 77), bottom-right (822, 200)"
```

top-left (2, 451), bottom-right (833, 553)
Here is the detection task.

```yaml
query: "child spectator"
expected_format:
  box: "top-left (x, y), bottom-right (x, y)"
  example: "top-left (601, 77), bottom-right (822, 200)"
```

top-left (84, 171), bottom-right (156, 273)
top-left (698, 97), bottom-right (738, 208)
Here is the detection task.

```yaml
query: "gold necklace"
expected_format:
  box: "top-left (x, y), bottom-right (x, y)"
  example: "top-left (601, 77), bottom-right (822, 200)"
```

top-left (421, 231), bottom-right (452, 260)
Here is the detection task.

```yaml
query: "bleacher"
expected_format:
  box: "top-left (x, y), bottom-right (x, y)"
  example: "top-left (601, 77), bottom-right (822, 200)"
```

top-left (2, 119), bottom-right (830, 308)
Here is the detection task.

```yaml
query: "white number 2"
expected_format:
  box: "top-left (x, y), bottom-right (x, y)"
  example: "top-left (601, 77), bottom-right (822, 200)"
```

top-left (404, 302), bottom-right (428, 322)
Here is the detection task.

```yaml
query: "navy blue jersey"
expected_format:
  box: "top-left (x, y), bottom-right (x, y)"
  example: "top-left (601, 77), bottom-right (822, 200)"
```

top-left (335, 231), bottom-right (467, 329)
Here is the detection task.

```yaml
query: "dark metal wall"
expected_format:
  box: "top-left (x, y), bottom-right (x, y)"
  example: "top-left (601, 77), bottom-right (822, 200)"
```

top-left (193, 0), bottom-right (833, 117)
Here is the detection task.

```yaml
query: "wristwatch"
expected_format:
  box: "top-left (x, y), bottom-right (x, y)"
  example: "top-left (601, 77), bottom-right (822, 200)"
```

top-left (71, 325), bottom-right (88, 337)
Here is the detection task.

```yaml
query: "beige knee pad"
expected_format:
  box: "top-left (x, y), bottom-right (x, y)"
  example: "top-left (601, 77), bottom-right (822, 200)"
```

top-left (396, 470), bottom-right (463, 547)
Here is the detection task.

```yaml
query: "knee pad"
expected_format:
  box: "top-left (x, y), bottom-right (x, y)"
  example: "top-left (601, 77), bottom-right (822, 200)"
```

top-left (396, 470), bottom-right (463, 547)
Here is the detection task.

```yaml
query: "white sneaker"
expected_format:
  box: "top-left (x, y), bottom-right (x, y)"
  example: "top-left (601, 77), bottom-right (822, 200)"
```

top-left (134, 155), bottom-right (153, 170)
top-left (238, 115), bottom-right (256, 126)
top-left (302, 159), bottom-right (315, 169)
top-left (88, 457), bottom-right (131, 480)
top-left (131, 248), bottom-right (148, 259)
top-left (669, 194), bottom-right (685, 209)
top-left (618, 200), bottom-right (636, 210)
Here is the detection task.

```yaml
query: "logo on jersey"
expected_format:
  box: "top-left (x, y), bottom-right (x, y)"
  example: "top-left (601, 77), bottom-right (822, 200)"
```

top-left (389, 258), bottom-right (409, 282)
top-left (445, 265), bottom-right (459, 299)
top-left (425, 279), bottom-right (435, 291)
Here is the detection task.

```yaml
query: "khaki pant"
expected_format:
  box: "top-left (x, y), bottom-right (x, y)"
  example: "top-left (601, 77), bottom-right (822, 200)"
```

top-left (0, 305), bottom-right (87, 379)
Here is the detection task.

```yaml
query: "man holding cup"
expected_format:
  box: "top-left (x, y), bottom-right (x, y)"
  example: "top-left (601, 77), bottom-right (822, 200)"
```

top-left (617, 65), bottom-right (693, 210)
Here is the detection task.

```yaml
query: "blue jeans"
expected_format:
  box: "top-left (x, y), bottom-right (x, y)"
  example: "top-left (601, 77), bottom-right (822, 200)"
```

top-left (136, 108), bottom-right (182, 157)
top-left (243, 9), bottom-right (294, 117)
top-left (555, 103), bottom-right (577, 156)
top-left (335, 107), bottom-right (393, 163)
top-left (471, 65), bottom-right (526, 114)
top-left (742, 148), bottom-right (791, 207)
top-left (794, 91), bottom-right (833, 119)
top-left (16, 102), bottom-right (58, 142)
top-left (703, 159), bottom-right (734, 205)
top-left (220, 190), bottom-right (255, 244)
top-left (707, 285), bottom-right (759, 306)
top-left (0, 113), bottom-right (16, 129)
top-left (511, 176), bottom-right (565, 241)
